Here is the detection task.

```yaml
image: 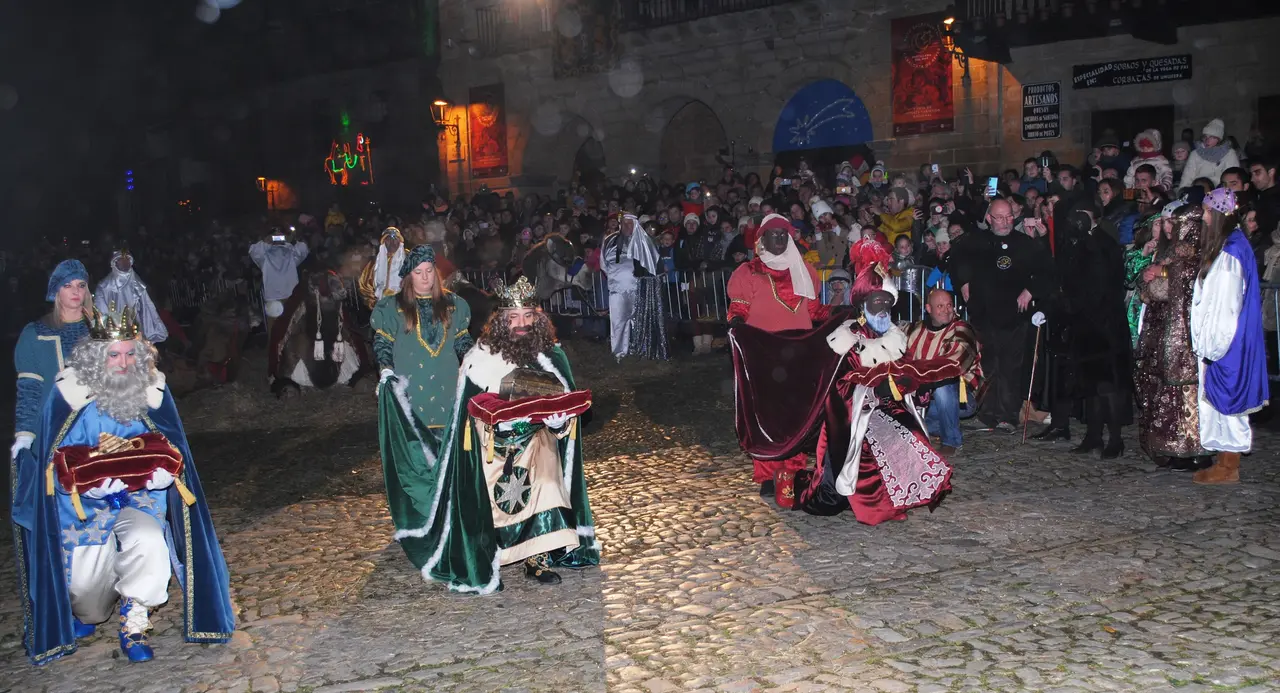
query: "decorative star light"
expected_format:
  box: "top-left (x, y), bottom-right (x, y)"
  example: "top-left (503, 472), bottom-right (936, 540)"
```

top-left (788, 98), bottom-right (868, 148)
top-left (494, 471), bottom-right (531, 513)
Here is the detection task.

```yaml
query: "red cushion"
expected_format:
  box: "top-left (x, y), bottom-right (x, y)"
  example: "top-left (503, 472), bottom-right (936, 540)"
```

top-left (467, 390), bottom-right (592, 426)
top-left (53, 432), bottom-right (184, 494)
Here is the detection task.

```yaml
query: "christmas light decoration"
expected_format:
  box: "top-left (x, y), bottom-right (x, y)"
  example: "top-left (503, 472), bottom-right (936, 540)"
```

top-left (324, 132), bottom-right (375, 186)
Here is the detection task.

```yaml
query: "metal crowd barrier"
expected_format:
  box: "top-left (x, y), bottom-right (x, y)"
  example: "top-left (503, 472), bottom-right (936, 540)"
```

top-left (162, 262), bottom-right (966, 331)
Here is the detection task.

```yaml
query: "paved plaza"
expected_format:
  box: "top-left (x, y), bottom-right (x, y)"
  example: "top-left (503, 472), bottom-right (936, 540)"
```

top-left (0, 340), bottom-right (1277, 693)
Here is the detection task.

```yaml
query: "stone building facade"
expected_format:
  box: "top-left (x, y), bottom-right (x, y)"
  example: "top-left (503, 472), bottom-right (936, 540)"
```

top-left (436, 0), bottom-right (1280, 196)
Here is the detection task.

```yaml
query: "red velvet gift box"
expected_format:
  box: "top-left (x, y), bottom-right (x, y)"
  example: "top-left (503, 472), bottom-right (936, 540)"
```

top-left (466, 390), bottom-right (593, 426)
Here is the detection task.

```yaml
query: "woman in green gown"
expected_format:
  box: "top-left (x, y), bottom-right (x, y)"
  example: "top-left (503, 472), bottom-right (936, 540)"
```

top-left (372, 245), bottom-right (474, 572)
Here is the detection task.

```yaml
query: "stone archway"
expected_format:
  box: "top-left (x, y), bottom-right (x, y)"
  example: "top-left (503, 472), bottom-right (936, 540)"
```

top-left (658, 101), bottom-right (728, 184)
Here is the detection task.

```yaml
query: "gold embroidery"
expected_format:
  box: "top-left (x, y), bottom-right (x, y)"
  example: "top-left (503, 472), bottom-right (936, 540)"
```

top-left (766, 275), bottom-right (801, 314)
top-left (730, 299), bottom-right (750, 306)
top-left (375, 328), bottom-right (396, 342)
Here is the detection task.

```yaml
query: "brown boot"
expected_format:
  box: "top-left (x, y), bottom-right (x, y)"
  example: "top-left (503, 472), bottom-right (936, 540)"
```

top-left (1193, 451), bottom-right (1241, 485)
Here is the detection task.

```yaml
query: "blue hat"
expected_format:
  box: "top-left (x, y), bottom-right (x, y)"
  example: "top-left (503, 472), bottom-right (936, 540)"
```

top-left (685, 182), bottom-right (701, 194)
top-left (46, 259), bottom-right (89, 302)
top-left (398, 244), bottom-right (436, 278)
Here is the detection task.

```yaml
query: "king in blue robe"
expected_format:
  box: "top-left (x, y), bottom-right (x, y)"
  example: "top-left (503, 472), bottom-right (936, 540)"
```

top-left (9, 308), bottom-right (234, 665)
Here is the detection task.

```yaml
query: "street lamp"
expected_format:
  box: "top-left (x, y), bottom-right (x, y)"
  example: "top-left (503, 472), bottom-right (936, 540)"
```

top-left (431, 99), bottom-right (465, 194)
top-left (940, 10), bottom-right (971, 84)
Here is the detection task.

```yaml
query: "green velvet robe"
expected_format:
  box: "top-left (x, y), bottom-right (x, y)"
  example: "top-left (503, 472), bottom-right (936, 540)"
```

top-left (378, 343), bottom-right (598, 594)
top-left (371, 293), bottom-right (472, 428)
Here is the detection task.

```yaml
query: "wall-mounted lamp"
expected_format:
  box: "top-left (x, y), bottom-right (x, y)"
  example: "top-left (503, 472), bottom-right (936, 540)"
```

top-left (940, 8), bottom-right (971, 83)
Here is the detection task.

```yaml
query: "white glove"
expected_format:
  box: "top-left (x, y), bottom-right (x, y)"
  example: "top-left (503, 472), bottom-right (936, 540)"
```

top-left (82, 478), bottom-right (127, 499)
top-left (543, 412), bottom-right (572, 430)
top-left (497, 417), bottom-right (532, 432)
top-left (11, 433), bottom-right (34, 462)
top-left (146, 468), bottom-right (175, 491)
top-left (826, 319), bottom-right (863, 356)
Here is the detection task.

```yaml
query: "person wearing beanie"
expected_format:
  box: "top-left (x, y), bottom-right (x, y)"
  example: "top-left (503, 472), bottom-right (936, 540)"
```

top-left (681, 182), bottom-right (705, 217)
top-left (1189, 188), bottom-right (1269, 484)
top-left (1180, 119), bottom-right (1240, 193)
top-left (12, 260), bottom-right (92, 469)
top-left (1124, 129), bottom-right (1174, 192)
top-left (809, 198), bottom-right (848, 269)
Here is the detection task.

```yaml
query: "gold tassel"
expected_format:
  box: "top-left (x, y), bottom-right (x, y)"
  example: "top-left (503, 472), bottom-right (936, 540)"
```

top-left (568, 417), bottom-right (577, 440)
top-left (959, 379), bottom-right (968, 405)
top-left (486, 425), bottom-right (495, 463)
top-left (70, 490), bottom-right (86, 522)
top-left (888, 374), bottom-right (903, 401)
top-left (463, 420), bottom-right (472, 451)
top-left (46, 463), bottom-right (54, 496)
top-left (174, 478), bottom-right (197, 506)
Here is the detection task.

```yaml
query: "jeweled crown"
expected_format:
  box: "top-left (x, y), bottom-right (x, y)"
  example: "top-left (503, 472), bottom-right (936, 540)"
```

top-left (496, 276), bottom-right (538, 309)
top-left (85, 301), bottom-right (141, 342)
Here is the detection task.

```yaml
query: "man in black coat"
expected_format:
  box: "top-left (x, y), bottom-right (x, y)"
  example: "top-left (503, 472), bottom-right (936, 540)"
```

top-left (1031, 207), bottom-right (1132, 458)
top-left (951, 199), bottom-right (1056, 432)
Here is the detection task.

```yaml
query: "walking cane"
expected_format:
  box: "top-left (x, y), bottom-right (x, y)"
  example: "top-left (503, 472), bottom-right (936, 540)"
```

top-left (1022, 311), bottom-right (1048, 443)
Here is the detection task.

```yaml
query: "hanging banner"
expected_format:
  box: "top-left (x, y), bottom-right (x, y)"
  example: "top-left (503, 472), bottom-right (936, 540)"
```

top-left (891, 13), bottom-right (954, 137)
top-left (1072, 55), bottom-right (1192, 90)
top-left (1021, 82), bottom-right (1061, 141)
top-left (469, 83), bottom-right (509, 179)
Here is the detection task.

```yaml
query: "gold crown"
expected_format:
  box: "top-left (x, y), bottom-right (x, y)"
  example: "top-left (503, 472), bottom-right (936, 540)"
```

top-left (85, 301), bottom-right (141, 342)
top-left (495, 276), bottom-right (538, 309)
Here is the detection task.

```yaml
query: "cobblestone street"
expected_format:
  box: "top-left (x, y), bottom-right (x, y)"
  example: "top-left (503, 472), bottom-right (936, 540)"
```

top-left (1, 339), bottom-right (1278, 692)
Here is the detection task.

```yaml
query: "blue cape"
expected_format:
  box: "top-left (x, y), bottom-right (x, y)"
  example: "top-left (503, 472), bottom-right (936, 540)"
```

top-left (9, 384), bottom-right (235, 665)
top-left (1203, 230), bottom-right (1270, 415)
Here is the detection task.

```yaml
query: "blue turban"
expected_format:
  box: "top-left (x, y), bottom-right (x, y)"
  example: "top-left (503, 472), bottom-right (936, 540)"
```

top-left (46, 259), bottom-right (89, 302)
top-left (398, 244), bottom-right (436, 278)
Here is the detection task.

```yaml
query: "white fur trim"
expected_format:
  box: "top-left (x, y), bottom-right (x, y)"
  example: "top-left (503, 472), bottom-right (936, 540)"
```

top-left (562, 432), bottom-right (576, 495)
top-left (576, 525), bottom-right (596, 538)
top-left (535, 352), bottom-right (571, 393)
top-left (461, 343), bottom-right (518, 393)
top-left (335, 346), bottom-right (360, 385)
top-left (390, 376), bottom-right (437, 469)
top-left (55, 368), bottom-right (166, 412)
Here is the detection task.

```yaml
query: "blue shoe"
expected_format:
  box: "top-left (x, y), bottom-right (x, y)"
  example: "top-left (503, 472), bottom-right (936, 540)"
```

top-left (73, 618), bottom-right (96, 639)
top-left (118, 599), bottom-right (154, 663)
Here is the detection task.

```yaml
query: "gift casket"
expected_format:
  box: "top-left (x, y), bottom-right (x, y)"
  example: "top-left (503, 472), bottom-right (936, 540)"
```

top-left (49, 432), bottom-right (196, 520)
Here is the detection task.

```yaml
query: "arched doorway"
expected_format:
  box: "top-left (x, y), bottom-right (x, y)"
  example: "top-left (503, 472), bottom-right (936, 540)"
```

top-left (659, 101), bottom-right (727, 184)
top-left (772, 79), bottom-right (874, 180)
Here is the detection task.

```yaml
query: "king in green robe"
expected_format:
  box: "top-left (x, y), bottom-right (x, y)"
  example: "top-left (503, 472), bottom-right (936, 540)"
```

top-left (378, 277), bottom-right (599, 593)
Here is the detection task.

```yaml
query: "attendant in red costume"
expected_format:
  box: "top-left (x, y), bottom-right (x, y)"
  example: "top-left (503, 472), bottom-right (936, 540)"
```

top-left (731, 238), bottom-right (963, 523)
top-left (727, 213), bottom-right (828, 496)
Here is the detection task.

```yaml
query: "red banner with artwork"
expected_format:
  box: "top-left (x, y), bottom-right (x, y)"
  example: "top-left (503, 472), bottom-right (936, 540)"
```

top-left (469, 83), bottom-right (509, 179)
top-left (891, 14), bottom-right (954, 137)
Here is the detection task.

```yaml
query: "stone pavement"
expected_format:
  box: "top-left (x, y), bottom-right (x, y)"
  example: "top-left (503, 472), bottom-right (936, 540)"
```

top-left (1, 339), bottom-right (1278, 692)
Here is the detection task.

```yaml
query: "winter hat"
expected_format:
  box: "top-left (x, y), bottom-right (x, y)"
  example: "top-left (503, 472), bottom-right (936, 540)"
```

top-left (933, 228), bottom-right (952, 243)
top-left (682, 212), bottom-right (700, 226)
top-left (827, 269), bottom-right (852, 284)
top-left (748, 196), bottom-right (764, 207)
top-left (1204, 187), bottom-right (1237, 215)
top-left (685, 182), bottom-right (702, 195)
top-left (46, 259), bottom-right (89, 302)
top-left (1172, 140), bottom-right (1192, 157)
top-left (737, 216), bottom-right (753, 229)
top-left (1095, 129), bottom-right (1120, 149)
top-left (638, 215), bottom-right (652, 225)
top-left (1203, 118), bottom-right (1226, 140)
top-left (1134, 128), bottom-right (1162, 155)
top-left (871, 161), bottom-right (887, 176)
top-left (810, 199), bottom-right (834, 219)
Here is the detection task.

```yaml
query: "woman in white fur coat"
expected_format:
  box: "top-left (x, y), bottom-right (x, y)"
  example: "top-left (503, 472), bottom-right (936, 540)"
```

top-left (1124, 128), bottom-right (1174, 192)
